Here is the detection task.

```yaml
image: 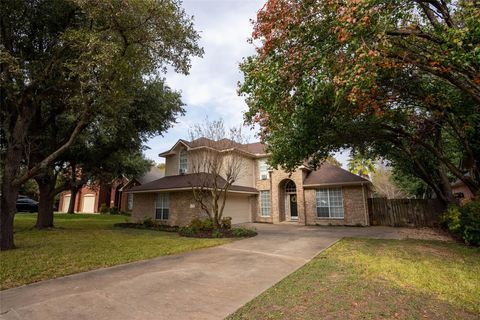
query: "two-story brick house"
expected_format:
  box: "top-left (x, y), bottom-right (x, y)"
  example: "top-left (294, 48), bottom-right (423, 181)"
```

top-left (128, 138), bottom-right (371, 226)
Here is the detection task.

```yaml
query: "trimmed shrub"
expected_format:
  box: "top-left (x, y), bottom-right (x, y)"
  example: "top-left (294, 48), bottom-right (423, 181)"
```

top-left (99, 203), bottom-right (110, 214)
top-left (221, 216), bottom-right (232, 230)
top-left (188, 217), bottom-right (215, 231)
top-left (143, 217), bottom-right (156, 228)
top-left (212, 229), bottom-right (223, 238)
top-left (231, 227), bottom-right (257, 238)
top-left (442, 200), bottom-right (480, 246)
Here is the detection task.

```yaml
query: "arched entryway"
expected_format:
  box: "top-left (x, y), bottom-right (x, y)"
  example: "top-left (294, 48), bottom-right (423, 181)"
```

top-left (279, 179), bottom-right (298, 222)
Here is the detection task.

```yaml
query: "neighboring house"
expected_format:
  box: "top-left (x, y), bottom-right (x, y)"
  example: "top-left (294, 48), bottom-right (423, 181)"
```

top-left (128, 138), bottom-right (371, 226)
top-left (452, 179), bottom-right (475, 204)
top-left (58, 167), bottom-right (164, 213)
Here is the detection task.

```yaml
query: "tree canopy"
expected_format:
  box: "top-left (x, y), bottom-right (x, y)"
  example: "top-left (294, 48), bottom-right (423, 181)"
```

top-left (0, 0), bottom-right (202, 250)
top-left (240, 0), bottom-right (479, 204)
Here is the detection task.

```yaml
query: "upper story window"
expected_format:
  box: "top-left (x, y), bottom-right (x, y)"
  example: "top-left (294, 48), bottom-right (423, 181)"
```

top-left (258, 159), bottom-right (269, 180)
top-left (316, 188), bottom-right (344, 218)
top-left (179, 149), bottom-right (188, 174)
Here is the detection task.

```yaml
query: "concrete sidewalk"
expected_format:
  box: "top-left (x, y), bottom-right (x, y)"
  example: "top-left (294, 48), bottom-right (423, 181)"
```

top-left (0, 224), bottom-right (401, 320)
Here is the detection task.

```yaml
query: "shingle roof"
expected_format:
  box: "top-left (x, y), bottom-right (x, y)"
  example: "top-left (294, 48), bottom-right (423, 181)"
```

top-left (240, 142), bottom-right (267, 155)
top-left (159, 138), bottom-right (268, 157)
top-left (137, 167), bottom-right (165, 184)
top-left (303, 163), bottom-right (370, 187)
top-left (128, 173), bottom-right (258, 194)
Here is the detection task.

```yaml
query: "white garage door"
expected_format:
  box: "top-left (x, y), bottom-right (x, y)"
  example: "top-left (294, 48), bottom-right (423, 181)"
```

top-left (82, 195), bottom-right (96, 213)
top-left (222, 194), bottom-right (252, 224)
top-left (62, 195), bottom-right (71, 212)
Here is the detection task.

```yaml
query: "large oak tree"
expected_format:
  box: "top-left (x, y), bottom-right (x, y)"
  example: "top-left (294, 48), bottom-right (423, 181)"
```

top-left (0, 0), bottom-right (202, 250)
top-left (240, 0), bottom-right (479, 204)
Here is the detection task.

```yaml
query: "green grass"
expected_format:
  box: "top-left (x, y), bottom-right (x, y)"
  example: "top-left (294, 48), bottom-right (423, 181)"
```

top-left (229, 238), bottom-right (480, 320)
top-left (0, 214), bottom-right (229, 290)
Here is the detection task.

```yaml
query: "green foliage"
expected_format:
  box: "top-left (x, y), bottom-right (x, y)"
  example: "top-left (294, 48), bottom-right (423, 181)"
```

top-left (142, 217), bottom-right (156, 229)
top-left (221, 216), bottom-right (232, 230)
top-left (347, 152), bottom-right (376, 178)
top-left (188, 217), bottom-right (215, 232)
top-left (239, 0), bottom-right (480, 204)
top-left (99, 204), bottom-right (110, 214)
top-left (391, 168), bottom-right (429, 199)
top-left (179, 218), bottom-right (257, 238)
top-left (442, 201), bottom-right (480, 246)
top-left (18, 179), bottom-right (39, 200)
top-left (231, 227), bottom-right (257, 238)
top-left (1, 0), bottom-right (204, 249)
top-left (211, 229), bottom-right (223, 238)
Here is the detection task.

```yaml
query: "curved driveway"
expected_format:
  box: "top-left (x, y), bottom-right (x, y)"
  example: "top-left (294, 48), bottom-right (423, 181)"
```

top-left (0, 224), bottom-right (402, 320)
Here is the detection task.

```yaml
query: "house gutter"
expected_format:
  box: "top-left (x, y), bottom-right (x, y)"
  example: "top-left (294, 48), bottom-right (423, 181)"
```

top-left (362, 182), bottom-right (369, 226)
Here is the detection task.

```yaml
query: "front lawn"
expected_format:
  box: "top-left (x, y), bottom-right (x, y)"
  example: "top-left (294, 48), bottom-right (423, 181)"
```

top-left (229, 238), bottom-right (480, 320)
top-left (0, 214), bottom-right (229, 290)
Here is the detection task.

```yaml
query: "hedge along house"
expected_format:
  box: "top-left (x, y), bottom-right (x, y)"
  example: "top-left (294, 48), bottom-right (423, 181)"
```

top-left (128, 138), bottom-right (371, 226)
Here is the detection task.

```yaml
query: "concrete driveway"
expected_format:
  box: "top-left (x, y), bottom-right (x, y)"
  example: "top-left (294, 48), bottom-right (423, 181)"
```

top-left (0, 224), bottom-right (402, 320)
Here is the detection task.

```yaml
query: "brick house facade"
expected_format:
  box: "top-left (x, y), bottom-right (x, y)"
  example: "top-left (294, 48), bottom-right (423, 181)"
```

top-left (58, 167), bottom-right (163, 213)
top-left (129, 138), bottom-right (371, 226)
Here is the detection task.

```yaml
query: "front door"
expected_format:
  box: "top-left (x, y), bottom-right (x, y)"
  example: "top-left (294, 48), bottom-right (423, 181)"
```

top-left (290, 194), bottom-right (298, 220)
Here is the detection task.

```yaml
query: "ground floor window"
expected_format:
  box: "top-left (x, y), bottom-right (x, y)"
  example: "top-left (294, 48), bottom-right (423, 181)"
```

top-left (260, 191), bottom-right (271, 217)
top-left (155, 193), bottom-right (170, 220)
top-left (127, 193), bottom-right (134, 211)
top-left (316, 188), bottom-right (344, 218)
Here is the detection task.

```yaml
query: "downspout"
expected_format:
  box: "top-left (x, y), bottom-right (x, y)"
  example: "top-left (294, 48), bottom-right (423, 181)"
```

top-left (362, 182), bottom-right (369, 226)
top-left (304, 188), bottom-right (307, 226)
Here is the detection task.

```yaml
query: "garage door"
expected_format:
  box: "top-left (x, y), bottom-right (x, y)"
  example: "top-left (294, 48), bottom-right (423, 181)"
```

top-left (62, 195), bottom-right (71, 212)
top-left (222, 194), bottom-right (252, 224)
top-left (82, 195), bottom-right (96, 213)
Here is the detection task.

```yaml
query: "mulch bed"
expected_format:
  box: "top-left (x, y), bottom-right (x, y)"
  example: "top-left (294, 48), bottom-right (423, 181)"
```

top-left (113, 223), bottom-right (257, 238)
top-left (113, 223), bottom-right (179, 233)
top-left (178, 228), bottom-right (257, 238)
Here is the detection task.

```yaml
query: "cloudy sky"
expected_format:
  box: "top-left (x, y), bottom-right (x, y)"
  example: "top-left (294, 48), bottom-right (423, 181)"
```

top-left (145, 0), bottom-right (349, 167)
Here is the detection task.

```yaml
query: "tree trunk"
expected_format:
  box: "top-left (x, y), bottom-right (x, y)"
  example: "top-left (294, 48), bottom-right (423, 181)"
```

top-left (34, 171), bottom-right (56, 229)
top-left (0, 113), bottom-right (30, 250)
top-left (67, 186), bottom-right (79, 214)
top-left (0, 183), bottom-right (18, 250)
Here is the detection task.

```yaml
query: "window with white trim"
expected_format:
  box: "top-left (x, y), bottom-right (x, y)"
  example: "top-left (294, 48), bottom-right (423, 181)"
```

top-left (260, 191), bottom-right (271, 217)
top-left (179, 149), bottom-right (188, 174)
top-left (127, 193), bottom-right (134, 211)
top-left (155, 193), bottom-right (170, 220)
top-left (316, 188), bottom-right (344, 218)
top-left (258, 159), bottom-right (269, 180)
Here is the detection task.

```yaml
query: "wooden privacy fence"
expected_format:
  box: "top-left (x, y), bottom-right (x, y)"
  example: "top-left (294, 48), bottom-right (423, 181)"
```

top-left (368, 198), bottom-right (445, 227)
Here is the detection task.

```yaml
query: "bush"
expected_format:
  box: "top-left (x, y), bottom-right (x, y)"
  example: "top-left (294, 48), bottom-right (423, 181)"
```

top-left (114, 222), bottom-right (179, 232)
top-left (231, 227), bottom-right (257, 238)
top-left (188, 217), bottom-right (215, 231)
top-left (143, 217), bottom-right (156, 228)
top-left (442, 200), bottom-right (480, 246)
top-left (178, 226), bottom-right (196, 237)
top-left (212, 229), bottom-right (223, 238)
top-left (99, 203), bottom-right (110, 214)
top-left (178, 224), bottom-right (257, 238)
top-left (221, 216), bottom-right (232, 230)
top-left (109, 206), bottom-right (120, 215)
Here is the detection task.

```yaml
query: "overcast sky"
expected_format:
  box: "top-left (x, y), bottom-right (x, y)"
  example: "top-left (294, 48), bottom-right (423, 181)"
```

top-left (145, 0), bottom-right (349, 167)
